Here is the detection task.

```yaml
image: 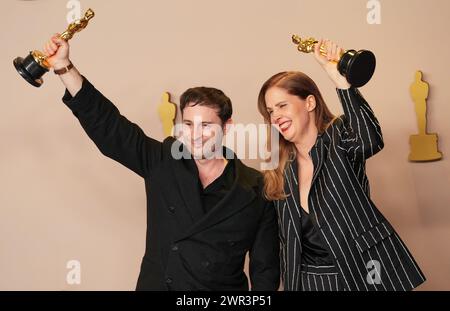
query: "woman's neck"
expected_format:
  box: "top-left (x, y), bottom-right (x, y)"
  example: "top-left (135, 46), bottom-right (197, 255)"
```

top-left (294, 125), bottom-right (318, 159)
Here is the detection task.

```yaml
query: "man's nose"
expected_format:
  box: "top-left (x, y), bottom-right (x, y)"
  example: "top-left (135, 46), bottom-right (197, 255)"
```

top-left (192, 126), bottom-right (203, 140)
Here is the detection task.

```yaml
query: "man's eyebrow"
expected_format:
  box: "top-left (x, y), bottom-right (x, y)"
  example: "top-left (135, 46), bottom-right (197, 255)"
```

top-left (182, 120), bottom-right (215, 124)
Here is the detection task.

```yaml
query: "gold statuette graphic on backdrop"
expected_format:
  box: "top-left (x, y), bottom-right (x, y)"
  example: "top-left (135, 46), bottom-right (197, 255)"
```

top-left (408, 71), bottom-right (442, 162)
top-left (158, 92), bottom-right (177, 137)
top-left (13, 9), bottom-right (95, 87)
top-left (292, 35), bottom-right (376, 88)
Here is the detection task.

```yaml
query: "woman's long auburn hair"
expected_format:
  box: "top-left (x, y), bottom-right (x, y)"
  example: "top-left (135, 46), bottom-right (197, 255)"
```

top-left (258, 71), bottom-right (335, 200)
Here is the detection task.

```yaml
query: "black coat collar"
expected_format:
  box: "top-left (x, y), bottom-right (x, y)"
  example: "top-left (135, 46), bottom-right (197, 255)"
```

top-left (282, 136), bottom-right (326, 241)
top-left (168, 140), bottom-right (259, 241)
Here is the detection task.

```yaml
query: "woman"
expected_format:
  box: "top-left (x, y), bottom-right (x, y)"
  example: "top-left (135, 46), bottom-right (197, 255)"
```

top-left (258, 39), bottom-right (426, 291)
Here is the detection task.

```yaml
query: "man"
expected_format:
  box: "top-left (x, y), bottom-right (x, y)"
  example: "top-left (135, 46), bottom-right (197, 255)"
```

top-left (42, 34), bottom-right (279, 290)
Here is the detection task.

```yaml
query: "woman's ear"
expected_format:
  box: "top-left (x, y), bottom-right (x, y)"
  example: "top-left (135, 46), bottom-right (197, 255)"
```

top-left (306, 95), bottom-right (317, 112)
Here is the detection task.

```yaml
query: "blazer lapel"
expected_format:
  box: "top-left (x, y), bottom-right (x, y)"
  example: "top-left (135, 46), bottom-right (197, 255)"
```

top-left (170, 141), bottom-right (204, 230)
top-left (282, 135), bottom-right (325, 242)
top-left (283, 159), bottom-right (302, 242)
top-left (175, 158), bottom-right (256, 241)
top-left (309, 136), bottom-right (325, 185)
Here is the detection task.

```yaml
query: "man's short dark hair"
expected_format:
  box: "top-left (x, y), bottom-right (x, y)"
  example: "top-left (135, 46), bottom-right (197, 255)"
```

top-left (180, 87), bottom-right (233, 124)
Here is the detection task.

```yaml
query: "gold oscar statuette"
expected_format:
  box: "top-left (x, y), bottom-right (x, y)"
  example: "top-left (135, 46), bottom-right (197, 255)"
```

top-left (292, 35), bottom-right (376, 88)
top-left (13, 9), bottom-right (95, 87)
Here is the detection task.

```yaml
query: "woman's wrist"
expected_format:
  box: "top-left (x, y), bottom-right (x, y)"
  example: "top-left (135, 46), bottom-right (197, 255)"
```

top-left (322, 64), bottom-right (351, 90)
top-left (332, 73), bottom-right (351, 89)
top-left (335, 82), bottom-right (351, 90)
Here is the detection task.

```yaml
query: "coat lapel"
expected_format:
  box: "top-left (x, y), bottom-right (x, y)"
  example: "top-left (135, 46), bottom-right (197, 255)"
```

top-left (282, 135), bottom-right (326, 245)
top-left (170, 140), bottom-right (205, 231)
top-left (309, 136), bottom-right (325, 185)
top-left (175, 157), bottom-right (257, 241)
top-left (283, 159), bottom-right (302, 242)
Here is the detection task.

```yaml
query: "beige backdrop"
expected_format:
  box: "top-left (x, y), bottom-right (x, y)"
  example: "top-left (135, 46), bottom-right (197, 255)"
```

top-left (1, 0), bottom-right (449, 290)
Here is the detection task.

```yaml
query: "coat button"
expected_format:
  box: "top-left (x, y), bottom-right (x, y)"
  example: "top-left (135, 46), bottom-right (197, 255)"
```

top-left (172, 244), bottom-right (179, 251)
top-left (165, 277), bottom-right (173, 284)
top-left (168, 206), bottom-right (175, 213)
top-left (228, 240), bottom-right (236, 247)
top-left (201, 261), bottom-right (210, 268)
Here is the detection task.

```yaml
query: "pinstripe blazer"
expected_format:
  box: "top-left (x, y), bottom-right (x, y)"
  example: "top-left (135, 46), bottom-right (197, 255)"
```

top-left (276, 88), bottom-right (426, 291)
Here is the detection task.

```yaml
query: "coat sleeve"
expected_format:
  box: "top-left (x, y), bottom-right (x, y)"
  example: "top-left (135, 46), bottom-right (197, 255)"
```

top-left (336, 88), bottom-right (384, 161)
top-left (336, 88), bottom-right (384, 162)
top-left (248, 200), bottom-right (280, 291)
top-left (62, 76), bottom-right (163, 178)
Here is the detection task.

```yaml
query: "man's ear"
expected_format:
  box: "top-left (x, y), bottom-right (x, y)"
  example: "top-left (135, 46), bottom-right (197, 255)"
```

top-left (306, 95), bottom-right (316, 112)
top-left (223, 118), bottom-right (233, 136)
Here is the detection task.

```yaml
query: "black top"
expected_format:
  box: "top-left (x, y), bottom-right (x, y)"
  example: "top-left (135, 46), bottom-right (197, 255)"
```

top-left (300, 206), bottom-right (334, 266)
top-left (185, 158), bottom-right (235, 214)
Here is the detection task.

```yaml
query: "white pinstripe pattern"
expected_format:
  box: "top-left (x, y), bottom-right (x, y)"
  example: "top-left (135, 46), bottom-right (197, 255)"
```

top-left (307, 273), bottom-right (311, 290)
top-left (299, 264), bottom-right (342, 291)
top-left (275, 88), bottom-right (426, 291)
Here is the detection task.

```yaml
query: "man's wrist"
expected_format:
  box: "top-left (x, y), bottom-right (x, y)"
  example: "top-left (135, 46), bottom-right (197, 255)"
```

top-left (53, 60), bottom-right (72, 71)
top-left (54, 61), bottom-right (74, 75)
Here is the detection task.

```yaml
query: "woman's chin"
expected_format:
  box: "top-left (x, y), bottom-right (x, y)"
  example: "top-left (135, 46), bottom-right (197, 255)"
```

top-left (280, 131), bottom-right (294, 142)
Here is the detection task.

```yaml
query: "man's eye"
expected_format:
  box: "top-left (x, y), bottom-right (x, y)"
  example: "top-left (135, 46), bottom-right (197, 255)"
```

top-left (279, 104), bottom-right (286, 108)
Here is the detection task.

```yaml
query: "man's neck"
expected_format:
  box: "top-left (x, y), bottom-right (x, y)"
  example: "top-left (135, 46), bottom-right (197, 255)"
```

top-left (195, 157), bottom-right (228, 189)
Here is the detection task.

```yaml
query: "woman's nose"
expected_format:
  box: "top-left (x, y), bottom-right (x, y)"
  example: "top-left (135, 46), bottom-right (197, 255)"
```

top-left (271, 113), bottom-right (281, 124)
